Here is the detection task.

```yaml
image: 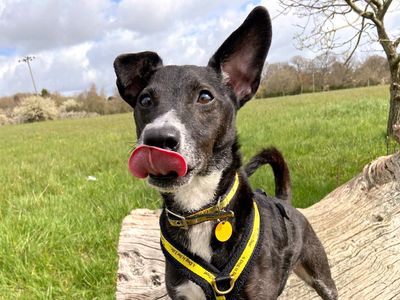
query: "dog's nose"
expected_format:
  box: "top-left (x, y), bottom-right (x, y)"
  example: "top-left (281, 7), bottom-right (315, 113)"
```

top-left (143, 127), bottom-right (181, 151)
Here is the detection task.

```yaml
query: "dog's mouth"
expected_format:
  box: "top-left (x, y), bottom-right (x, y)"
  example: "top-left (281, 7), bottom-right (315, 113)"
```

top-left (149, 172), bottom-right (178, 180)
top-left (147, 168), bottom-right (195, 191)
top-left (128, 145), bottom-right (188, 179)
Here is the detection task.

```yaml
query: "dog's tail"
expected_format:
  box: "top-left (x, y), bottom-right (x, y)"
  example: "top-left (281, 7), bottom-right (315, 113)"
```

top-left (245, 147), bottom-right (291, 203)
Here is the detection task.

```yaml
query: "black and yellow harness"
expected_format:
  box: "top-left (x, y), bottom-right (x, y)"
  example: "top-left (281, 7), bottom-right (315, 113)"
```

top-left (160, 174), bottom-right (264, 299)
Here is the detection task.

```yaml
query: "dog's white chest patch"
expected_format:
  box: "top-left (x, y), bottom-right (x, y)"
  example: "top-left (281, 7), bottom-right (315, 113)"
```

top-left (188, 222), bottom-right (213, 262)
top-left (174, 171), bottom-right (222, 211)
top-left (174, 171), bottom-right (222, 262)
top-left (175, 280), bottom-right (206, 300)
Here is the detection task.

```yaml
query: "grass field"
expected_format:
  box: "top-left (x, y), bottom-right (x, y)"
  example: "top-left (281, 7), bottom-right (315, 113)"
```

top-left (0, 85), bottom-right (392, 298)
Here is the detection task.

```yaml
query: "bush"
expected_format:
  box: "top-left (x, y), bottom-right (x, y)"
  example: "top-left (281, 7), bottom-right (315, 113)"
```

top-left (0, 112), bottom-right (9, 125)
top-left (13, 96), bottom-right (59, 123)
top-left (60, 99), bottom-right (81, 112)
top-left (76, 84), bottom-right (132, 115)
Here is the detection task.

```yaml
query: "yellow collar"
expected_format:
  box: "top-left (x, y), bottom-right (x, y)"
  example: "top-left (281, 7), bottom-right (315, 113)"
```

top-left (161, 200), bottom-right (261, 299)
top-left (166, 173), bottom-right (239, 228)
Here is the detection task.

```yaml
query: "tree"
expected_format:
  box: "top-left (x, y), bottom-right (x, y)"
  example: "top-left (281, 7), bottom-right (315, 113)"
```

top-left (263, 63), bottom-right (300, 96)
top-left (355, 55), bottom-right (390, 86)
top-left (326, 60), bottom-right (354, 90)
top-left (311, 52), bottom-right (337, 91)
top-left (40, 88), bottom-right (51, 98)
top-left (290, 55), bottom-right (310, 93)
top-left (278, 0), bottom-right (400, 138)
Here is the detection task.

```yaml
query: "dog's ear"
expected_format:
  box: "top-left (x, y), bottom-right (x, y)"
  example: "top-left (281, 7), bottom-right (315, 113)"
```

top-left (114, 51), bottom-right (163, 107)
top-left (208, 6), bottom-right (272, 108)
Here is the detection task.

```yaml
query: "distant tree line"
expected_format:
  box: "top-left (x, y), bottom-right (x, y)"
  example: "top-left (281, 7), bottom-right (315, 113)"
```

top-left (0, 54), bottom-right (390, 125)
top-left (256, 54), bottom-right (390, 98)
top-left (0, 84), bottom-right (131, 125)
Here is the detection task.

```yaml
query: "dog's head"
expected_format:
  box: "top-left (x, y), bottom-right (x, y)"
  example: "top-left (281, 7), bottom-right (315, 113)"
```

top-left (114, 6), bottom-right (272, 191)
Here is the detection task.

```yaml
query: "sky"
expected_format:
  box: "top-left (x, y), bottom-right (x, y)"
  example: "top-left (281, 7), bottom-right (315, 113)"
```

top-left (0, 0), bottom-right (399, 97)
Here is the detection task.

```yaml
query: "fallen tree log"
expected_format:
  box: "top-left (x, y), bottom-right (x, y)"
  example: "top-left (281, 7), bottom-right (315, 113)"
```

top-left (116, 151), bottom-right (400, 300)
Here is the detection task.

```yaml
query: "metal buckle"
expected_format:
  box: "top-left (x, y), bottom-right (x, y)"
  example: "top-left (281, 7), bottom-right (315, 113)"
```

top-left (212, 275), bottom-right (235, 295)
top-left (165, 208), bottom-right (189, 229)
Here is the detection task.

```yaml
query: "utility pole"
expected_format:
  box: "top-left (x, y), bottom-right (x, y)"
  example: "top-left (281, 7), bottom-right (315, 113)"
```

top-left (311, 58), bottom-right (316, 93)
top-left (19, 56), bottom-right (38, 95)
top-left (312, 71), bottom-right (315, 93)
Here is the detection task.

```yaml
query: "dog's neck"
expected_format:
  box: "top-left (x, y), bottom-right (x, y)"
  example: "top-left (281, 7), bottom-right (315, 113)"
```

top-left (163, 141), bottom-right (244, 214)
top-left (160, 149), bottom-right (254, 264)
top-left (168, 170), bottom-right (224, 213)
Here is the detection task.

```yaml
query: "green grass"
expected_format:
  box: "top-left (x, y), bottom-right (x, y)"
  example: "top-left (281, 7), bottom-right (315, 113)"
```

top-left (240, 85), bottom-right (390, 207)
top-left (0, 85), bottom-right (392, 298)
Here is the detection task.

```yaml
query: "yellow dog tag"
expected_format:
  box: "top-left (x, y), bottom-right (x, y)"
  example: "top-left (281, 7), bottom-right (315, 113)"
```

top-left (215, 221), bottom-right (233, 242)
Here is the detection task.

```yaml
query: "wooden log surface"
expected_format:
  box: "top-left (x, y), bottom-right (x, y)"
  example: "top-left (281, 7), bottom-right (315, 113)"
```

top-left (116, 152), bottom-right (400, 300)
top-left (116, 209), bottom-right (168, 300)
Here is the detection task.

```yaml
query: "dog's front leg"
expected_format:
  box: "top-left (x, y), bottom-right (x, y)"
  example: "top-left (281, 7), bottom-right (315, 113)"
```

top-left (165, 261), bottom-right (206, 300)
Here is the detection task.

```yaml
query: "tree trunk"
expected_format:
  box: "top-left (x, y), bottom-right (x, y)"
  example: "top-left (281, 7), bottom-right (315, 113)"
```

top-left (116, 151), bottom-right (400, 300)
top-left (387, 64), bottom-right (400, 137)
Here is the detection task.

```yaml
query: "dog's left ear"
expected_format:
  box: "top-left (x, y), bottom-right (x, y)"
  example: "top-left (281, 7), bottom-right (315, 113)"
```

top-left (208, 6), bottom-right (272, 107)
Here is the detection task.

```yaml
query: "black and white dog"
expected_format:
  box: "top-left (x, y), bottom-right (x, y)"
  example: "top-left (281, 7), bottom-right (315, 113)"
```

top-left (114, 6), bottom-right (337, 300)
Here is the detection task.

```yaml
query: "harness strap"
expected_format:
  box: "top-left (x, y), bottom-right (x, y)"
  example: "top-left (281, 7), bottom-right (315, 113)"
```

top-left (160, 201), bottom-right (262, 299)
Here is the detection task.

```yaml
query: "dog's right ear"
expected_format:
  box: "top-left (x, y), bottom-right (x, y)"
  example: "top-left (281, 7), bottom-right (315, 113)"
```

top-left (114, 51), bottom-right (163, 107)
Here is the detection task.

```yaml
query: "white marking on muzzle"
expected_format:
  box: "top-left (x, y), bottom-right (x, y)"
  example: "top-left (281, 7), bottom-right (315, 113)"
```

top-left (139, 110), bottom-right (196, 165)
top-left (140, 110), bottom-right (182, 142)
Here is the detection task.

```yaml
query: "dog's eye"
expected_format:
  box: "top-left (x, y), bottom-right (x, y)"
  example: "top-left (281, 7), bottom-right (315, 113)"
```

top-left (138, 94), bottom-right (152, 108)
top-left (197, 90), bottom-right (214, 105)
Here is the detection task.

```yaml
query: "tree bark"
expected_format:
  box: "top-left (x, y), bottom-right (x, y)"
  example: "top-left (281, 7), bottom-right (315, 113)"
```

top-left (116, 151), bottom-right (400, 300)
top-left (387, 64), bottom-right (400, 137)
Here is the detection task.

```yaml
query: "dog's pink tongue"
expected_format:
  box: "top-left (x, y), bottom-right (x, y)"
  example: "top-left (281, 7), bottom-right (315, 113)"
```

top-left (128, 145), bottom-right (188, 178)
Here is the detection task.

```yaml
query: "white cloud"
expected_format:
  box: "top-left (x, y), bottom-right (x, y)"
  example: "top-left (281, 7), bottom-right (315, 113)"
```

top-left (0, 0), bottom-right (110, 53)
top-left (0, 0), bottom-right (259, 96)
top-left (85, 1), bottom-right (260, 95)
top-left (113, 0), bottom-right (248, 34)
top-left (0, 0), bottom-right (398, 97)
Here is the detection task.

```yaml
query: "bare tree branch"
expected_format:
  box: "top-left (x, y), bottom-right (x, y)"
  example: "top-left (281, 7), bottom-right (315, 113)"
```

top-left (344, 0), bottom-right (382, 27)
top-left (344, 0), bottom-right (368, 15)
top-left (344, 17), bottom-right (367, 66)
top-left (381, 0), bottom-right (393, 17)
top-left (368, 0), bottom-right (383, 9)
top-left (365, 0), bottom-right (380, 14)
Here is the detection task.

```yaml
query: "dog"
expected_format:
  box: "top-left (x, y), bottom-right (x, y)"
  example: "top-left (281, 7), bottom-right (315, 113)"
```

top-left (114, 6), bottom-right (338, 300)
